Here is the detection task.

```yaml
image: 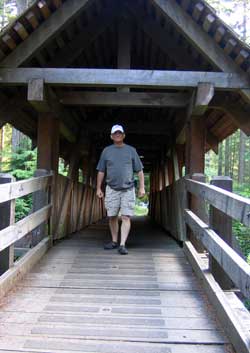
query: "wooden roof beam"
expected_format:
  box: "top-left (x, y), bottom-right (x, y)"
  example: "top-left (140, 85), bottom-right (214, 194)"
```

top-left (0, 68), bottom-right (249, 89)
top-left (210, 99), bottom-right (250, 136)
top-left (0, 0), bottom-right (93, 68)
top-left (59, 91), bottom-right (190, 108)
top-left (192, 82), bottom-right (214, 116)
top-left (151, 0), bottom-right (250, 103)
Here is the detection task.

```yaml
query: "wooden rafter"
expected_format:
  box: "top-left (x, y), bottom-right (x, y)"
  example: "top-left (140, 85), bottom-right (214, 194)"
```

top-left (126, 0), bottom-right (200, 70)
top-left (0, 0), bottom-right (93, 68)
top-left (151, 0), bottom-right (250, 103)
top-left (45, 5), bottom-right (118, 68)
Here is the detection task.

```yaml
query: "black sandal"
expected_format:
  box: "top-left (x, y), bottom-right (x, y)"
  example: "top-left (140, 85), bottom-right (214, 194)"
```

top-left (104, 241), bottom-right (118, 250)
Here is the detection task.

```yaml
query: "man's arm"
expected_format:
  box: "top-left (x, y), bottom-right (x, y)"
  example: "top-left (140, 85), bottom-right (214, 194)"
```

top-left (96, 171), bottom-right (105, 198)
top-left (138, 170), bottom-right (145, 198)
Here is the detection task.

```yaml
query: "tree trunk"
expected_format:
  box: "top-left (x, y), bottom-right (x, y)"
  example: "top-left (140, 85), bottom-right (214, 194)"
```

top-left (0, 127), bottom-right (3, 167)
top-left (218, 142), bottom-right (223, 175)
top-left (238, 130), bottom-right (246, 183)
top-left (12, 128), bottom-right (24, 152)
top-left (225, 137), bottom-right (230, 176)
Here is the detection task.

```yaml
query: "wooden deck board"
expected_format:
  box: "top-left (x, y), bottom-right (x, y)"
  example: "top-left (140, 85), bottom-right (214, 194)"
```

top-left (0, 217), bottom-right (233, 352)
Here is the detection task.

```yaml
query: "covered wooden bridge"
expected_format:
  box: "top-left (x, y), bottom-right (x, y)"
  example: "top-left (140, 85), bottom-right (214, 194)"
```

top-left (1, 0), bottom-right (250, 352)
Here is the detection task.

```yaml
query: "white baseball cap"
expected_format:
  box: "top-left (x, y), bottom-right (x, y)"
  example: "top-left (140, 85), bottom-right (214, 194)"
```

top-left (111, 124), bottom-right (124, 134)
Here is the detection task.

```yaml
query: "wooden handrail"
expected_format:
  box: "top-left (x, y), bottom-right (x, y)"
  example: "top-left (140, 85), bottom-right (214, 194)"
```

top-left (185, 178), bottom-right (250, 227)
top-left (0, 174), bottom-right (53, 204)
top-left (0, 204), bottom-right (51, 252)
top-left (185, 209), bottom-right (250, 298)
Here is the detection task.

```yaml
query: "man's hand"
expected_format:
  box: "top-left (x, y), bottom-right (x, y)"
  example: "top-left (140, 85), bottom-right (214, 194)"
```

top-left (138, 187), bottom-right (145, 198)
top-left (96, 188), bottom-right (104, 199)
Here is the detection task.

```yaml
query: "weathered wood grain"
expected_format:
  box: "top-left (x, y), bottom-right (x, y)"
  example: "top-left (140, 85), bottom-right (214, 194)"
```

top-left (0, 174), bottom-right (52, 203)
top-left (185, 209), bottom-right (250, 298)
top-left (0, 205), bottom-right (51, 251)
top-left (0, 68), bottom-right (248, 89)
top-left (0, 219), bottom-right (231, 352)
top-left (185, 178), bottom-right (250, 226)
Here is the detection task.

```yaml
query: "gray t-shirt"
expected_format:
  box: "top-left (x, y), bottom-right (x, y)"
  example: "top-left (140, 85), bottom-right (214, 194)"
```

top-left (96, 144), bottom-right (143, 190)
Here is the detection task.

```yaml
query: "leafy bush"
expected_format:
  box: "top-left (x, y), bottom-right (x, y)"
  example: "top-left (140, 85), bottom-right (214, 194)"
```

top-left (5, 136), bottom-right (37, 221)
top-left (231, 183), bottom-right (250, 263)
top-left (15, 196), bottom-right (32, 222)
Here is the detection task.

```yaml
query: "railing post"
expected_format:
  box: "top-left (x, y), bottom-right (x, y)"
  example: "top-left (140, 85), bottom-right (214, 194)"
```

top-left (0, 174), bottom-right (15, 274)
top-left (32, 169), bottom-right (50, 247)
top-left (209, 176), bottom-right (233, 289)
top-left (190, 173), bottom-right (207, 252)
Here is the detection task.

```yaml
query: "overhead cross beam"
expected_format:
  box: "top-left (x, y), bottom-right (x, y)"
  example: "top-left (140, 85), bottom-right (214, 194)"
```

top-left (192, 83), bottom-right (214, 116)
top-left (0, 68), bottom-right (248, 89)
top-left (0, 0), bottom-right (93, 68)
top-left (59, 91), bottom-right (190, 107)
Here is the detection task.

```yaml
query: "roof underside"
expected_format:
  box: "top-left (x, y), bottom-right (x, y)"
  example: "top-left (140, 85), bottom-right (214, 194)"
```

top-left (0, 0), bottom-right (250, 169)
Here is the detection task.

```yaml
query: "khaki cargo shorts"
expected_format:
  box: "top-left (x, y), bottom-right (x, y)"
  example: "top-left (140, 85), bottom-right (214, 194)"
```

top-left (105, 185), bottom-right (136, 217)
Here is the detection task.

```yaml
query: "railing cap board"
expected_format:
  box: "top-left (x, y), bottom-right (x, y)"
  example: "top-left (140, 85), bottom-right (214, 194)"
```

top-left (0, 174), bottom-right (53, 204)
top-left (184, 209), bottom-right (250, 298)
top-left (0, 204), bottom-right (51, 252)
top-left (185, 178), bottom-right (250, 227)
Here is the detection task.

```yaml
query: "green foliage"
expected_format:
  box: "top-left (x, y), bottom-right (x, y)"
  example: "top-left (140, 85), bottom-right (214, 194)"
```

top-left (9, 137), bottom-right (37, 180)
top-left (58, 158), bottom-right (69, 176)
top-left (2, 134), bottom-right (37, 221)
top-left (231, 183), bottom-right (250, 261)
top-left (15, 196), bottom-right (32, 221)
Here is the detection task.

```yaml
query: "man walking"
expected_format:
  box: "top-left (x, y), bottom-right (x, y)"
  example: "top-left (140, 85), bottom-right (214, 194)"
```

top-left (96, 124), bottom-right (145, 255)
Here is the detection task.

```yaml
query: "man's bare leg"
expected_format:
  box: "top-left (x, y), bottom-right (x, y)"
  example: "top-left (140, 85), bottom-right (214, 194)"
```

top-left (109, 216), bottom-right (119, 243)
top-left (120, 215), bottom-right (131, 246)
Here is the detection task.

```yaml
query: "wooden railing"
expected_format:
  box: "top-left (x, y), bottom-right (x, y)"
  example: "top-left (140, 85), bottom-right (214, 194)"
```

top-left (185, 177), bottom-right (250, 299)
top-left (53, 175), bottom-right (105, 240)
top-left (0, 172), bottom-right (52, 273)
top-left (150, 177), bottom-right (187, 241)
top-left (150, 174), bottom-right (250, 298)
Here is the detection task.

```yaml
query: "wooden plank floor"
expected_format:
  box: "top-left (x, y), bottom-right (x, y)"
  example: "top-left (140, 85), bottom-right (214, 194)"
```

top-left (0, 217), bottom-right (234, 353)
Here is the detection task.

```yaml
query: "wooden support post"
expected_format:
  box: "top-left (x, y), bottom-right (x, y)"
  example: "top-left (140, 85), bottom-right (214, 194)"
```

top-left (31, 169), bottom-right (50, 247)
top-left (37, 113), bottom-right (59, 172)
top-left (0, 174), bottom-right (15, 274)
top-left (37, 113), bottom-right (59, 238)
top-left (189, 173), bottom-right (207, 252)
top-left (209, 176), bottom-right (233, 289)
top-left (193, 82), bottom-right (214, 116)
top-left (167, 158), bottom-right (174, 185)
top-left (185, 101), bottom-right (206, 252)
top-left (172, 148), bottom-right (180, 181)
top-left (164, 161), bottom-right (169, 187)
top-left (186, 116), bottom-right (206, 175)
top-left (54, 145), bottom-right (81, 238)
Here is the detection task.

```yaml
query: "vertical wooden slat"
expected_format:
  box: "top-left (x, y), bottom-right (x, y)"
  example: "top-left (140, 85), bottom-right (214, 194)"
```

top-left (209, 176), bottom-right (233, 289)
top-left (37, 113), bottom-right (59, 239)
